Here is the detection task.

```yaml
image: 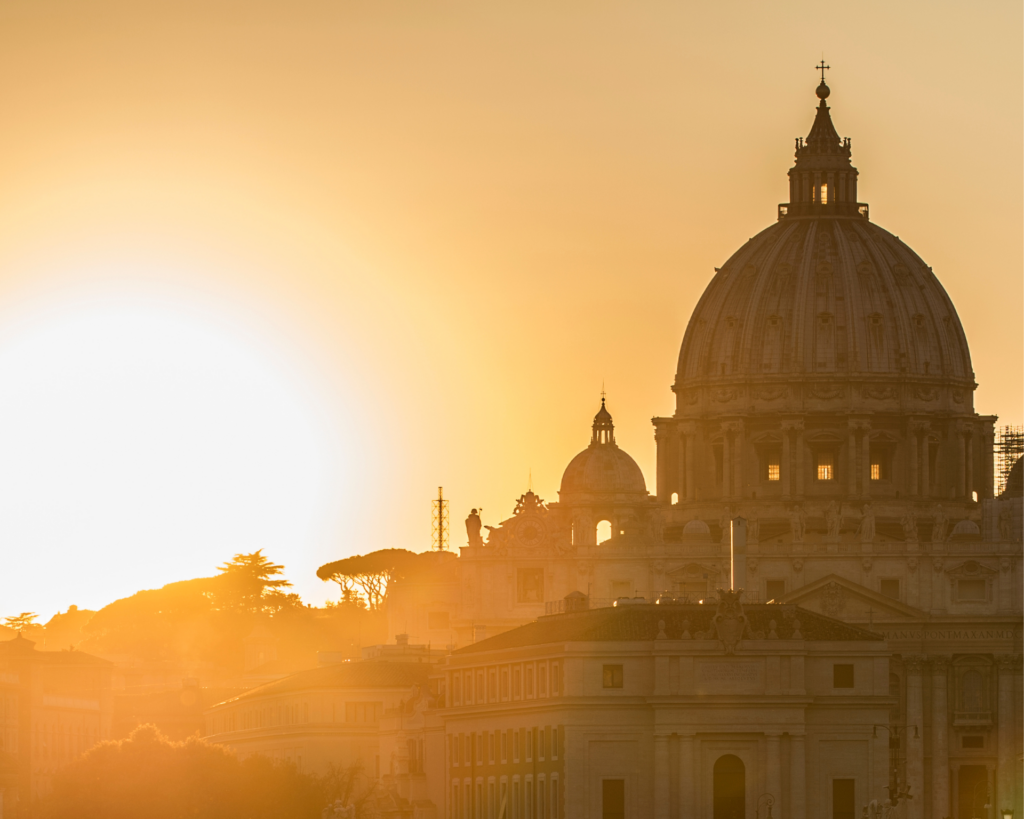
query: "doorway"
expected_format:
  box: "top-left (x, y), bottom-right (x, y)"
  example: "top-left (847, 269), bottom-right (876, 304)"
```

top-left (958, 766), bottom-right (988, 819)
top-left (714, 755), bottom-right (746, 819)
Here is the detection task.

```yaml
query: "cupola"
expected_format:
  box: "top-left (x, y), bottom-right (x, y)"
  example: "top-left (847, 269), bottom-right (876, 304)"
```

top-left (779, 65), bottom-right (869, 220)
top-left (592, 397), bottom-right (615, 445)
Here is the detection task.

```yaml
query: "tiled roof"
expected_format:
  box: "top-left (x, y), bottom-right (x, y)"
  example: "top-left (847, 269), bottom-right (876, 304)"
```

top-left (215, 660), bottom-right (432, 706)
top-left (455, 603), bottom-right (882, 655)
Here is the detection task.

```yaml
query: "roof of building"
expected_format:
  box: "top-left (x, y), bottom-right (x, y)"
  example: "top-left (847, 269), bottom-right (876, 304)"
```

top-left (0, 634), bottom-right (112, 666)
top-left (673, 82), bottom-right (974, 415)
top-left (454, 602), bottom-right (882, 655)
top-left (214, 660), bottom-right (433, 706)
top-left (559, 400), bottom-right (647, 498)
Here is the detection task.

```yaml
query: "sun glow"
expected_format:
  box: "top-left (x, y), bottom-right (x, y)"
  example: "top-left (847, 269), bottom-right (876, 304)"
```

top-left (0, 289), bottom-right (342, 618)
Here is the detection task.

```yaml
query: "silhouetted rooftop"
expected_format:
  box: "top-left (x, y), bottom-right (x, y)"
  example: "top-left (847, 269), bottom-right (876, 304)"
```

top-left (455, 602), bottom-right (882, 655)
top-left (215, 660), bottom-right (432, 706)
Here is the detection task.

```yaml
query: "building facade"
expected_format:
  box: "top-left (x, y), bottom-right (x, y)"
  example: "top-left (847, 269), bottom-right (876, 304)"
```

top-left (0, 634), bottom-right (114, 816)
top-left (384, 76), bottom-right (1023, 819)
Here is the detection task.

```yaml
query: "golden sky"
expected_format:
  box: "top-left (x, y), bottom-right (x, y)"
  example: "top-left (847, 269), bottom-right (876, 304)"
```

top-left (0, 1), bottom-right (1020, 614)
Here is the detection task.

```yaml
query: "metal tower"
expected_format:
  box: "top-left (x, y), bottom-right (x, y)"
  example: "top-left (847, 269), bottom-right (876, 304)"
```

top-left (431, 486), bottom-right (450, 551)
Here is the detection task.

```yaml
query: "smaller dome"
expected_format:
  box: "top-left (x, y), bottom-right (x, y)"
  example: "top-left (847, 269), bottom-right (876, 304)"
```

top-left (682, 520), bottom-right (712, 543)
top-left (949, 520), bottom-right (981, 541)
top-left (559, 400), bottom-right (647, 497)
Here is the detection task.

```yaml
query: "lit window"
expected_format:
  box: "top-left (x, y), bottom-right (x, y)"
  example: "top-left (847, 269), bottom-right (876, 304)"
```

top-left (817, 452), bottom-right (834, 481)
top-left (768, 461), bottom-right (780, 481)
top-left (821, 183), bottom-right (828, 204)
top-left (764, 449), bottom-right (781, 481)
top-left (871, 463), bottom-right (881, 481)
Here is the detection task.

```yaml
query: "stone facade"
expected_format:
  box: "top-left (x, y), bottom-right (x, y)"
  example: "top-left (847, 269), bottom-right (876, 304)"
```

top-left (385, 77), bottom-right (1023, 819)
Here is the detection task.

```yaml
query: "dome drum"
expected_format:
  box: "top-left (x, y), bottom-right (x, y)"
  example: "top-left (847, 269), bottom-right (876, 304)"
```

top-left (655, 80), bottom-right (995, 519)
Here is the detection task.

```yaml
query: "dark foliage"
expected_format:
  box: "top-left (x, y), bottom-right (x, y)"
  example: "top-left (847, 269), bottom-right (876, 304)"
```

top-left (39, 725), bottom-right (325, 819)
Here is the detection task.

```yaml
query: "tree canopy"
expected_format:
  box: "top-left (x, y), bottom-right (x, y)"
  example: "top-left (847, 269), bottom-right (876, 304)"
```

top-left (3, 612), bottom-right (38, 632)
top-left (216, 550), bottom-right (298, 615)
top-left (39, 724), bottom-right (325, 819)
top-left (316, 549), bottom-right (422, 610)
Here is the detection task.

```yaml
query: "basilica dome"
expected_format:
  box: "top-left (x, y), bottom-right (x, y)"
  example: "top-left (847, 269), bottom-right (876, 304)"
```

top-left (559, 399), bottom-right (647, 498)
top-left (674, 83), bottom-right (975, 417)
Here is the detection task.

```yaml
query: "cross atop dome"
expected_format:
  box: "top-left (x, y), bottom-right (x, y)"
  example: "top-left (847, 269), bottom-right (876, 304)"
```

top-left (776, 68), bottom-right (869, 221)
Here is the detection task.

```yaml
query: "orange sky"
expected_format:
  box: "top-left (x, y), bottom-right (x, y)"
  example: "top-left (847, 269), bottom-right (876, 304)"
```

top-left (0, 1), bottom-right (1020, 613)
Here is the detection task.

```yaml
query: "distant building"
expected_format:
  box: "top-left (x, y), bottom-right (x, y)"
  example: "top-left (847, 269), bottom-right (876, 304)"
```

top-left (0, 634), bottom-right (114, 815)
top-left (385, 75), bottom-right (1023, 819)
top-left (440, 594), bottom-right (892, 819)
top-left (203, 639), bottom-right (445, 795)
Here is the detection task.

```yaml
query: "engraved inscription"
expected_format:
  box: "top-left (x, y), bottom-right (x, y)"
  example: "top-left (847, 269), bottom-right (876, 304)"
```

top-left (696, 661), bottom-right (763, 692)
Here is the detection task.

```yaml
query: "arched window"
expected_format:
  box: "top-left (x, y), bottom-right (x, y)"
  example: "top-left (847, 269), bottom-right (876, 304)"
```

top-left (671, 492), bottom-right (679, 505)
top-left (596, 520), bottom-right (612, 544)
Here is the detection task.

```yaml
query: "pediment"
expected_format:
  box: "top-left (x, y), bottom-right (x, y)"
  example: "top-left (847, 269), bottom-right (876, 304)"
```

top-left (945, 559), bottom-right (997, 578)
top-left (779, 573), bottom-right (926, 622)
top-left (805, 430), bottom-right (844, 443)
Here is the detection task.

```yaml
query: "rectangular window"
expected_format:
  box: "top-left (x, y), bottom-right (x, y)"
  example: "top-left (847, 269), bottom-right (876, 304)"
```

top-left (539, 780), bottom-right (547, 819)
top-left (501, 670), bottom-right (509, 699)
top-left (501, 731), bottom-right (507, 762)
top-left (817, 451), bottom-right (834, 481)
top-left (477, 734), bottom-right (483, 765)
top-left (833, 779), bottom-right (855, 819)
top-left (489, 733), bottom-right (494, 764)
top-left (552, 663), bottom-right (560, 695)
top-left (602, 779), bottom-right (625, 819)
top-left (513, 730), bottom-right (520, 762)
top-left (428, 610), bottom-right (450, 630)
top-left (820, 183), bottom-right (829, 205)
top-left (513, 668), bottom-right (521, 699)
top-left (765, 580), bottom-right (786, 602)
top-left (526, 730), bottom-right (533, 761)
top-left (488, 670), bottom-right (497, 700)
top-left (517, 569), bottom-right (544, 603)
top-left (962, 736), bottom-right (984, 749)
top-left (602, 665), bottom-right (624, 689)
top-left (765, 450), bottom-right (781, 481)
top-left (956, 579), bottom-right (986, 602)
top-left (833, 664), bottom-right (855, 689)
top-left (551, 777), bottom-right (559, 819)
top-left (870, 462), bottom-right (881, 481)
top-left (513, 781), bottom-right (520, 819)
top-left (526, 781), bottom-right (534, 819)
top-left (880, 579), bottom-right (900, 600)
top-left (538, 666), bottom-right (547, 697)
top-left (609, 580), bottom-right (632, 599)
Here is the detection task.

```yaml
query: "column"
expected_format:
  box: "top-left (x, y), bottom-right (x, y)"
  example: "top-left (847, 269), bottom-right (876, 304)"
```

top-left (931, 656), bottom-right (950, 819)
top-left (909, 426), bottom-right (919, 497)
top-left (862, 428), bottom-right (872, 497)
top-left (685, 429), bottom-right (697, 501)
top-left (956, 426), bottom-right (966, 500)
top-left (905, 656), bottom-right (925, 819)
top-left (981, 427), bottom-right (994, 499)
top-left (733, 422), bottom-right (745, 499)
top-left (766, 733), bottom-right (782, 818)
top-left (921, 431), bottom-right (931, 499)
top-left (790, 733), bottom-right (806, 819)
top-left (722, 427), bottom-right (732, 501)
top-left (656, 424), bottom-right (671, 504)
top-left (964, 428), bottom-right (974, 501)
top-left (849, 423), bottom-right (860, 496)
top-left (679, 734), bottom-right (695, 819)
top-left (995, 656), bottom-right (1016, 814)
top-left (794, 423), bottom-right (805, 498)
top-left (782, 426), bottom-right (792, 499)
top-left (677, 431), bottom-right (688, 503)
top-left (654, 733), bottom-right (670, 819)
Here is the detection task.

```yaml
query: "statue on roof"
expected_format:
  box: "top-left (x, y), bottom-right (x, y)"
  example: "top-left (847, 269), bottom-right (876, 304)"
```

top-left (465, 509), bottom-right (483, 549)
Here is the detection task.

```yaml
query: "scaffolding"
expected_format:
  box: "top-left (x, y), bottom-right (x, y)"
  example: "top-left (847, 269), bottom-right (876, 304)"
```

top-left (431, 486), bottom-right (450, 551)
top-left (995, 425), bottom-right (1024, 495)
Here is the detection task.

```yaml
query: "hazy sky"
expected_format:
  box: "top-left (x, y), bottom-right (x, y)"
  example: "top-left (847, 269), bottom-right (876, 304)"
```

top-left (0, 1), bottom-right (1020, 617)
